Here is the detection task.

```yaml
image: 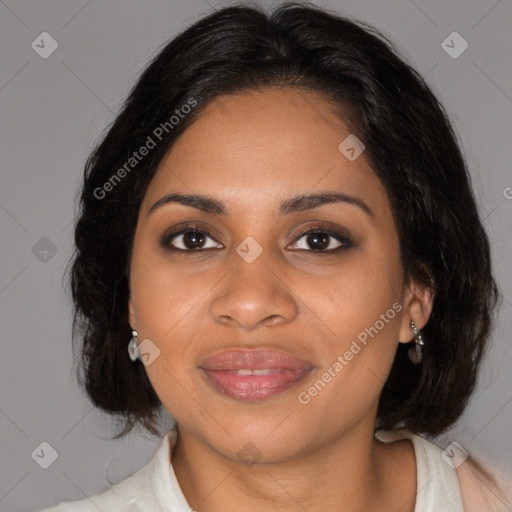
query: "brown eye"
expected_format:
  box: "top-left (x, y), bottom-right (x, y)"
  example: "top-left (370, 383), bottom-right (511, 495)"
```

top-left (181, 230), bottom-right (206, 249)
top-left (160, 224), bottom-right (353, 255)
top-left (288, 226), bottom-right (353, 254)
top-left (305, 232), bottom-right (332, 251)
top-left (161, 227), bottom-right (223, 252)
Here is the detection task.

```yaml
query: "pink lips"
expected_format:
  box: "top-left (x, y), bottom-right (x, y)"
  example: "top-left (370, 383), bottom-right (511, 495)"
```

top-left (199, 349), bottom-right (313, 402)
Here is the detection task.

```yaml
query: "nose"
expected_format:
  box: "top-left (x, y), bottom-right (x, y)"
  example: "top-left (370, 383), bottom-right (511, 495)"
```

top-left (210, 245), bottom-right (299, 331)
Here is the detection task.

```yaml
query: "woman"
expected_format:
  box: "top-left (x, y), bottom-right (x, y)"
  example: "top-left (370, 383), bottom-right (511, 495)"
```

top-left (40, 2), bottom-right (509, 511)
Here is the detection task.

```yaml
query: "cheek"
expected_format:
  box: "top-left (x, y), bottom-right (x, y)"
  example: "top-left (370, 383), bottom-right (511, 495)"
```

top-left (130, 243), bottom-right (201, 336)
top-left (311, 248), bottom-right (402, 339)
top-left (299, 283), bottom-right (402, 424)
top-left (129, 250), bottom-right (203, 414)
top-left (129, 241), bottom-right (215, 385)
top-left (300, 248), bottom-right (403, 400)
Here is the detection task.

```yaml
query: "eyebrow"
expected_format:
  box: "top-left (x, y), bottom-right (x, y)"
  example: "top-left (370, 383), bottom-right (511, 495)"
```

top-left (147, 191), bottom-right (374, 218)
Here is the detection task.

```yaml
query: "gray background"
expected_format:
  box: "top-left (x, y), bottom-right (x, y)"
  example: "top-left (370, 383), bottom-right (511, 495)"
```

top-left (1, 0), bottom-right (511, 510)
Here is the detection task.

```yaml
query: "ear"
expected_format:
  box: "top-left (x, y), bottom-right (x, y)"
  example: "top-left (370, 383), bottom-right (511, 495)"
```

top-left (398, 278), bottom-right (435, 344)
top-left (128, 298), bottom-right (137, 332)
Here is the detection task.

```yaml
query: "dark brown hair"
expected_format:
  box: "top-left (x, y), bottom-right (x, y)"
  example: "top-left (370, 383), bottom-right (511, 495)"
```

top-left (69, 2), bottom-right (501, 441)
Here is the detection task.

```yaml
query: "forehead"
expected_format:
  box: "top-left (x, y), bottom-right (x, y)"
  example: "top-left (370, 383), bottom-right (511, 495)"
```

top-left (143, 87), bottom-right (388, 216)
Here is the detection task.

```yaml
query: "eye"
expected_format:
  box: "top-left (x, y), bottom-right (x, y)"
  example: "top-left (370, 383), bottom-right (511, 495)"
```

top-left (160, 223), bottom-right (353, 255)
top-left (160, 226), bottom-right (223, 252)
top-left (288, 225), bottom-right (353, 254)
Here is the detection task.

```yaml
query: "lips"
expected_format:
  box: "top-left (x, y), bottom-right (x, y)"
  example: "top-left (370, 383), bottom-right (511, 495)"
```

top-left (199, 349), bottom-right (313, 402)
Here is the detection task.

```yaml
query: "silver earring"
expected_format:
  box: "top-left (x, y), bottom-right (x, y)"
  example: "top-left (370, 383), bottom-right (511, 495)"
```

top-left (408, 320), bottom-right (424, 364)
top-left (128, 330), bottom-right (140, 361)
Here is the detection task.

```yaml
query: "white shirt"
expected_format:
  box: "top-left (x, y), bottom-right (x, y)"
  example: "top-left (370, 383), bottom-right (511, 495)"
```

top-left (38, 427), bottom-right (463, 512)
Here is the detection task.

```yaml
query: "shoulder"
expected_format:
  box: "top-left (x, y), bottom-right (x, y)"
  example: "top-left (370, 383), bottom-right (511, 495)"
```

top-left (457, 455), bottom-right (511, 512)
top-left (34, 479), bottom-right (149, 512)
top-left (35, 431), bottom-right (176, 512)
top-left (35, 449), bottom-right (158, 511)
top-left (377, 429), bottom-right (510, 512)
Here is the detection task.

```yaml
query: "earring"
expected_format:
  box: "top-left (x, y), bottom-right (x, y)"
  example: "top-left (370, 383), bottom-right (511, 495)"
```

top-left (128, 330), bottom-right (140, 361)
top-left (408, 320), bottom-right (424, 364)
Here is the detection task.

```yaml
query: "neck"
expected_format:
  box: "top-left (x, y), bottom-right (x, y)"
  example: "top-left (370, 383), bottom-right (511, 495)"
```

top-left (171, 422), bottom-right (416, 512)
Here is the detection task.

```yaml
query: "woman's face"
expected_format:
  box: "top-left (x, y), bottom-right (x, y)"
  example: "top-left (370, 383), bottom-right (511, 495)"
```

top-left (128, 87), bottom-right (432, 463)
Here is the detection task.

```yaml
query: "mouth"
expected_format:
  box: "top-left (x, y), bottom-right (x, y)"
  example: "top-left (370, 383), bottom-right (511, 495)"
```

top-left (199, 349), bottom-right (314, 402)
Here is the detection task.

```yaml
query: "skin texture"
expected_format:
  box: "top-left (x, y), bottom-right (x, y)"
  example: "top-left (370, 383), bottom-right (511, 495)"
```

top-left (128, 87), bottom-right (435, 512)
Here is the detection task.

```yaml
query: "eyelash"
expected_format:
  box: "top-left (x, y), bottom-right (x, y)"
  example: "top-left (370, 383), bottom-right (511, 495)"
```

top-left (160, 223), bottom-right (353, 255)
